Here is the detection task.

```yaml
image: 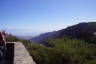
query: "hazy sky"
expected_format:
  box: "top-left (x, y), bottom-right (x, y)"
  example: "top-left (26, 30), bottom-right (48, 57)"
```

top-left (0, 0), bottom-right (96, 36)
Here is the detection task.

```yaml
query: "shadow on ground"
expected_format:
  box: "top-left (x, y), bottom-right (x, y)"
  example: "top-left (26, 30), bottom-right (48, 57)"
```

top-left (0, 43), bottom-right (14, 64)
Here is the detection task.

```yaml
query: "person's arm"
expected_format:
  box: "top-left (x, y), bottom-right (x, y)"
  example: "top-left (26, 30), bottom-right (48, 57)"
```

top-left (1, 33), bottom-right (6, 52)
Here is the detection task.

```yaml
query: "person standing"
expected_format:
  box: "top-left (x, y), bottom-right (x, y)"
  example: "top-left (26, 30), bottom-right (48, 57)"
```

top-left (0, 31), bottom-right (6, 59)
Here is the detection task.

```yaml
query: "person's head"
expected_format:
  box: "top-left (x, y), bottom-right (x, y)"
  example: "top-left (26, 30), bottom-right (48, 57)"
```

top-left (2, 31), bottom-right (6, 35)
top-left (0, 31), bottom-right (6, 37)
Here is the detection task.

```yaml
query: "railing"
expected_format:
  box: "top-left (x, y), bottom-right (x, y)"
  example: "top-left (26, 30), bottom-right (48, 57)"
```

top-left (5, 42), bottom-right (36, 64)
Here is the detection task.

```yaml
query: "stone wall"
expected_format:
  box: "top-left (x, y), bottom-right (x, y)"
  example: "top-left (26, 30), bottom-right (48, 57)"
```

top-left (13, 42), bottom-right (36, 64)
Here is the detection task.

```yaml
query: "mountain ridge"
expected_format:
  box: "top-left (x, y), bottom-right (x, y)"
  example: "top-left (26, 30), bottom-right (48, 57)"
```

top-left (31, 22), bottom-right (96, 44)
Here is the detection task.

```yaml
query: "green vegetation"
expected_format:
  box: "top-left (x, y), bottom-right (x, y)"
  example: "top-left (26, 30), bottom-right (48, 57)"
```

top-left (28, 37), bottom-right (96, 64)
top-left (6, 36), bottom-right (96, 64)
top-left (6, 36), bottom-right (20, 42)
top-left (48, 38), bottom-right (96, 64)
top-left (5, 22), bottom-right (96, 64)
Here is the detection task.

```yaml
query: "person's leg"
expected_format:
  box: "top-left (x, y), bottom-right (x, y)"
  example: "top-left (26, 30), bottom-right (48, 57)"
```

top-left (0, 51), bottom-right (5, 64)
top-left (0, 46), bottom-right (6, 64)
top-left (0, 50), bottom-right (3, 60)
top-left (0, 45), bottom-right (5, 60)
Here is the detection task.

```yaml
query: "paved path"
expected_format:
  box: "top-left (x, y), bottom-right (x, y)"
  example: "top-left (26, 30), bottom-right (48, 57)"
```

top-left (0, 42), bottom-right (36, 64)
top-left (14, 42), bottom-right (36, 64)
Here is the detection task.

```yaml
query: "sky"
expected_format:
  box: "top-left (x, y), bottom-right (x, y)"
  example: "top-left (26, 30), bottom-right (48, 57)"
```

top-left (0, 0), bottom-right (96, 36)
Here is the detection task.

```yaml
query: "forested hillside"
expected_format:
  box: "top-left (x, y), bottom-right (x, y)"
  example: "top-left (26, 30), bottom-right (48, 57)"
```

top-left (26, 22), bottom-right (96, 64)
top-left (6, 22), bottom-right (96, 64)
